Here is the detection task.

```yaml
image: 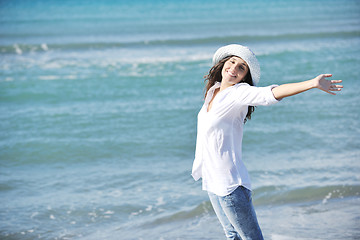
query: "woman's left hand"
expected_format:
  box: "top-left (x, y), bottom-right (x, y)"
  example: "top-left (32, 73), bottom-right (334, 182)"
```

top-left (314, 74), bottom-right (343, 95)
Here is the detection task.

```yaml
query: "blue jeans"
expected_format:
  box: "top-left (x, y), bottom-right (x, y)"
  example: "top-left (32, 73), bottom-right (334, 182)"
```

top-left (208, 186), bottom-right (264, 240)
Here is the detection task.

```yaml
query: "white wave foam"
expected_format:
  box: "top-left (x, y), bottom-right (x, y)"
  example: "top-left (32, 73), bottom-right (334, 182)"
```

top-left (14, 44), bottom-right (22, 55)
top-left (130, 209), bottom-right (143, 216)
top-left (322, 192), bottom-right (332, 204)
top-left (41, 43), bottom-right (49, 51)
top-left (42, 62), bottom-right (63, 69)
top-left (64, 75), bottom-right (77, 80)
top-left (30, 212), bottom-right (39, 219)
top-left (156, 196), bottom-right (165, 206)
top-left (38, 75), bottom-right (60, 81)
top-left (271, 234), bottom-right (319, 240)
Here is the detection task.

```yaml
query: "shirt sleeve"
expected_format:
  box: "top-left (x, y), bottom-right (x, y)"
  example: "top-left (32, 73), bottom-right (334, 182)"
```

top-left (235, 83), bottom-right (280, 106)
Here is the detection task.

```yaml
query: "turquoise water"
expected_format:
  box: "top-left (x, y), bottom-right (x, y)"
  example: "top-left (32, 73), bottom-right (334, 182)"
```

top-left (1, 0), bottom-right (360, 239)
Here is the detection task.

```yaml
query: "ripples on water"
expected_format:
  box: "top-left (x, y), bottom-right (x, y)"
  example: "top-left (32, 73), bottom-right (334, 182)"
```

top-left (1, 0), bottom-right (360, 239)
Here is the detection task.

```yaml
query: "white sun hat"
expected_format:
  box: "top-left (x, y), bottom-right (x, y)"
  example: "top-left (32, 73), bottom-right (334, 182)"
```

top-left (212, 44), bottom-right (261, 86)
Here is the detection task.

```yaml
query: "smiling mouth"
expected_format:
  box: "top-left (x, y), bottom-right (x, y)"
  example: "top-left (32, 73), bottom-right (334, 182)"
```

top-left (227, 71), bottom-right (236, 77)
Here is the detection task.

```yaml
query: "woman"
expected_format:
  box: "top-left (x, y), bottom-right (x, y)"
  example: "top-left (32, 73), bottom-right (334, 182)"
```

top-left (191, 44), bottom-right (343, 240)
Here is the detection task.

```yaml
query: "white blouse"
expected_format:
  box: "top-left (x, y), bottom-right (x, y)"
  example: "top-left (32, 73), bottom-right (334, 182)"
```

top-left (191, 82), bottom-right (279, 196)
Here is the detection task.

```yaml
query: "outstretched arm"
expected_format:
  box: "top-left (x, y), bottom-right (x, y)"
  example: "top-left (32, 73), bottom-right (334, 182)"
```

top-left (271, 74), bottom-right (343, 100)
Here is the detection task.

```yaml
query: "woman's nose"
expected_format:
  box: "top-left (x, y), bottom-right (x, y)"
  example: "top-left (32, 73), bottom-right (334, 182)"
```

top-left (230, 65), bottom-right (237, 72)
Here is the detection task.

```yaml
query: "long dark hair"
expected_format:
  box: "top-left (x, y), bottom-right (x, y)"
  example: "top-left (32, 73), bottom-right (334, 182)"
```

top-left (204, 55), bottom-right (255, 123)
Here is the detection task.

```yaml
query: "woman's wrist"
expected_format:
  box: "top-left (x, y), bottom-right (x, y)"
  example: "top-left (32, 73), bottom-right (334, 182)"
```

top-left (309, 78), bottom-right (318, 90)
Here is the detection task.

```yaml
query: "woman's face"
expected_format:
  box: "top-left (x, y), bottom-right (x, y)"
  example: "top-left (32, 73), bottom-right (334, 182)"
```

top-left (221, 56), bottom-right (249, 86)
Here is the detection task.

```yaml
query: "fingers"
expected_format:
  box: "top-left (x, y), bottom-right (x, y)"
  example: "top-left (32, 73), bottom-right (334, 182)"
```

top-left (329, 87), bottom-right (342, 91)
top-left (317, 74), bottom-right (343, 95)
top-left (330, 80), bottom-right (342, 83)
top-left (328, 79), bottom-right (343, 92)
top-left (329, 78), bottom-right (343, 91)
top-left (328, 84), bottom-right (342, 95)
top-left (319, 74), bottom-right (333, 79)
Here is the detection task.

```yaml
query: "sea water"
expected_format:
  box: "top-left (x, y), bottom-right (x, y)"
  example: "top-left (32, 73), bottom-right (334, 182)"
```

top-left (0, 0), bottom-right (359, 239)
